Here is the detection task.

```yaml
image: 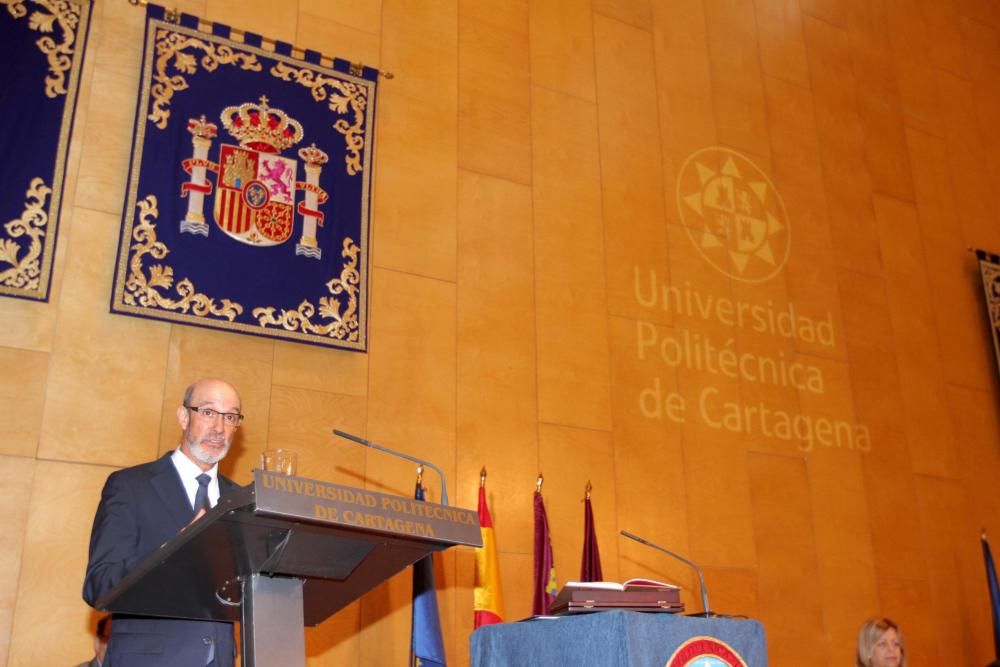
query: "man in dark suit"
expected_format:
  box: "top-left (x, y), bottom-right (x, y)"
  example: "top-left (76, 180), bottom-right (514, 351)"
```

top-left (83, 378), bottom-right (244, 666)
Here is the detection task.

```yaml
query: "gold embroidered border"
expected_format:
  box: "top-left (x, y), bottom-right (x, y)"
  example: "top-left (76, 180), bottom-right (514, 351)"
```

top-left (149, 28), bottom-right (262, 129)
top-left (111, 15), bottom-right (373, 350)
top-left (252, 237), bottom-right (360, 341)
top-left (146, 21), bottom-right (372, 176)
top-left (0, 178), bottom-right (50, 291)
top-left (123, 194), bottom-right (243, 319)
top-left (269, 64), bottom-right (369, 175)
top-left (2, 0), bottom-right (83, 98)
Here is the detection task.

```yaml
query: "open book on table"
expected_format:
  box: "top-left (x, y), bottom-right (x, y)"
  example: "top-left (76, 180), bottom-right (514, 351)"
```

top-left (563, 578), bottom-right (679, 591)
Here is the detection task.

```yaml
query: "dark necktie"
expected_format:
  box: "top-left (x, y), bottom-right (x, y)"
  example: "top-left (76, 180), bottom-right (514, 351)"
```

top-left (194, 473), bottom-right (212, 513)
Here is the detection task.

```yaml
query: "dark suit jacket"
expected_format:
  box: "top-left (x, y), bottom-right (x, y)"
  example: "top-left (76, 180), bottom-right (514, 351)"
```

top-left (83, 453), bottom-right (238, 666)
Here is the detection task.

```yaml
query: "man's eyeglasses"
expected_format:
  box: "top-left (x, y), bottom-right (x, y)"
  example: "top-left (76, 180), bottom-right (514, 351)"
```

top-left (184, 404), bottom-right (244, 427)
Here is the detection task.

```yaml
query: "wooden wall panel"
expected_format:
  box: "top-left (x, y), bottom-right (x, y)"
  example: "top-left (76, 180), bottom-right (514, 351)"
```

top-left (38, 208), bottom-right (170, 468)
top-left (594, 14), bottom-right (669, 323)
top-left (936, 70), bottom-right (1000, 246)
top-left (808, 450), bottom-right (879, 666)
top-left (921, 0), bottom-right (971, 76)
top-left (652, 0), bottom-right (718, 195)
top-left (3, 0), bottom-right (1000, 665)
top-left (915, 476), bottom-right (975, 666)
top-left (204, 0), bottom-right (297, 42)
top-left (593, 0), bottom-right (650, 29)
top-left (458, 0), bottom-right (531, 184)
top-left (800, 0), bottom-right (847, 27)
top-left (846, 0), bottom-right (915, 202)
top-left (0, 457), bottom-right (34, 667)
top-left (873, 194), bottom-right (959, 478)
top-left (73, 5), bottom-right (142, 217)
top-left (906, 128), bottom-right (994, 391)
top-left (374, 0), bottom-right (458, 281)
top-left (884, 0), bottom-right (944, 136)
top-left (529, 0), bottom-right (596, 102)
top-left (272, 342), bottom-right (369, 398)
top-left (358, 571), bottom-right (410, 666)
top-left (456, 171), bottom-right (537, 552)
top-left (0, 350), bottom-right (47, 458)
top-left (268, 386), bottom-right (367, 485)
top-left (803, 16), bottom-right (883, 277)
top-left (754, 0), bottom-right (810, 87)
top-left (531, 87), bottom-right (612, 430)
top-left (682, 415), bottom-right (755, 569)
top-left (0, 298), bottom-right (58, 356)
top-left (299, 0), bottom-right (380, 32)
top-left (704, 0), bottom-right (770, 161)
top-left (296, 9), bottom-right (380, 65)
top-left (365, 267), bottom-right (455, 498)
top-left (749, 453), bottom-right (826, 666)
top-left (7, 462), bottom-right (106, 667)
top-left (608, 315), bottom-right (690, 589)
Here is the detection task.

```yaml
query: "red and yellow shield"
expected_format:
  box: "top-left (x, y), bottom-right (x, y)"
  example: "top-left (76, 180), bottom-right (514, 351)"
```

top-left (214, 144), bottom-right (297, 245)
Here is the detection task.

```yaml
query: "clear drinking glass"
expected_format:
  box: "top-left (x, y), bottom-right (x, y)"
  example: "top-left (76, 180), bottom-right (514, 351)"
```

top-left (261, 449), bottom-right (297, 475)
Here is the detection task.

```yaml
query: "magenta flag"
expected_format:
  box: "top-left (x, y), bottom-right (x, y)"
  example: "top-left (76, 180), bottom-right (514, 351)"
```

top-left (532, 491), bottom-right (558, 615)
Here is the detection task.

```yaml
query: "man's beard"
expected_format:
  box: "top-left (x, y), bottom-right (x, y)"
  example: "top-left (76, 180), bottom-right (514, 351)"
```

top-left (188, 436), bottom-right (231, 466)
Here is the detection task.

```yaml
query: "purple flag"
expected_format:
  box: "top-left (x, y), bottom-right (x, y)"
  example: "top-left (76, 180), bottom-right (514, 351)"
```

top-left (532, 491), bottom-right (558, 615)
top-left (580, 495), bottom-right (603, 582)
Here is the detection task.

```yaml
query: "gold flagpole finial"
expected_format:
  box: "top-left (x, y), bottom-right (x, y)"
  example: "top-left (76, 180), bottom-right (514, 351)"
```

top-left (480, 466), bottom-right (487, 487)
top-left (585, 480), bottom-right (592, 500)
top-left (536, 473), bottom-right (544, 493)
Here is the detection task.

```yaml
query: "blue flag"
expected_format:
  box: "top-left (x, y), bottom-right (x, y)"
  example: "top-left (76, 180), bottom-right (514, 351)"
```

top-left (411, 482), bottom-right (446, 667)
top-left (984, 533), bottom-right (1000, 659)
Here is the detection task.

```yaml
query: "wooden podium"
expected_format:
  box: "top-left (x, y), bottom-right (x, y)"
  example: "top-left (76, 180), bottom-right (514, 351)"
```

top-left (94, 470), bottom-right (482, 666)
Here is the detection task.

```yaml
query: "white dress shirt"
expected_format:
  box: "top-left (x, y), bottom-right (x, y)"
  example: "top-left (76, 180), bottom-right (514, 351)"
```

top-left (170, 448), bottom-right (220, 510)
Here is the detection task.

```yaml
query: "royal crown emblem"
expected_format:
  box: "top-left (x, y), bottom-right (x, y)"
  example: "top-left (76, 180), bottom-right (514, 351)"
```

top-left (178, 96), bottom-right (330, 258)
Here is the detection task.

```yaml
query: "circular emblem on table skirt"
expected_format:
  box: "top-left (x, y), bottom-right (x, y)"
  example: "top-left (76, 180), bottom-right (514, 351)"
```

top-left (665, 636), bottom-right (748, 667)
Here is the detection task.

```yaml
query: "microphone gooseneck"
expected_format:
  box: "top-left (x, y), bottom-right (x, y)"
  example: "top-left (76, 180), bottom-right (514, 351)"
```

top-left (620, 529), bottom-right (711, 617)
top-left (332, 429), bottom-right (450, 506)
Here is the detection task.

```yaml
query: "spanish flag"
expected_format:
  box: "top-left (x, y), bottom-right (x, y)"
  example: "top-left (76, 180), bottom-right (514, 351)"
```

top-left (474, 469), bottom-right (504, 628)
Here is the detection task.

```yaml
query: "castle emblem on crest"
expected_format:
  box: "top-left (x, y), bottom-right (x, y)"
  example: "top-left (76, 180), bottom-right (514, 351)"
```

top-left (179, 96), bottom-right (330, 259)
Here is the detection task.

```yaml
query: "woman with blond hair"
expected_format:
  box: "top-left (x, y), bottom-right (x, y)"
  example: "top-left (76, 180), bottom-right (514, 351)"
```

top-left (856, 617), bottom-right (906, 667)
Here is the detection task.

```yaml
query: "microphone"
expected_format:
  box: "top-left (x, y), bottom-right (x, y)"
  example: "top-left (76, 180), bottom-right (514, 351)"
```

top-left (620, 530), bottom-right (712, 617)
top-left (332, 429), bottom-right (449, 506)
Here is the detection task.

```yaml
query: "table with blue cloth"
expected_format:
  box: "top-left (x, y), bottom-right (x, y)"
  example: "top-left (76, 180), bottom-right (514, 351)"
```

top-left (470, 610), bottom-right (768, 666)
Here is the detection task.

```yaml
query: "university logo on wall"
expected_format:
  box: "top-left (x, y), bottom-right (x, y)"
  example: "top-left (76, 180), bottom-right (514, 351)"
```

top-left (111, 3), bottom-right (378, 350)
top-left (666, 636), bottom-right (749, 667)
top-left (0, 0), bottom-right (92, 301)
top-left (676, 147), bottom-right (790, 283)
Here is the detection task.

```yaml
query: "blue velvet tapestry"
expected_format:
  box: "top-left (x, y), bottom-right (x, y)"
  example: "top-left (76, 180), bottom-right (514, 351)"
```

top-left (0, 0), bottom-right (92, 301)
top-left (110, 4), bottom-right (378, 350)
top-left (976, 249), bottom-right (1000, 381)
top-left (470, 610), bottom-right (768, 667)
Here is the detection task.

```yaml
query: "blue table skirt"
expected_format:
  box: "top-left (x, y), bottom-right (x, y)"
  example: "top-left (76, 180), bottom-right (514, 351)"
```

top-left (470, 610), bottom-right (768, 667)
